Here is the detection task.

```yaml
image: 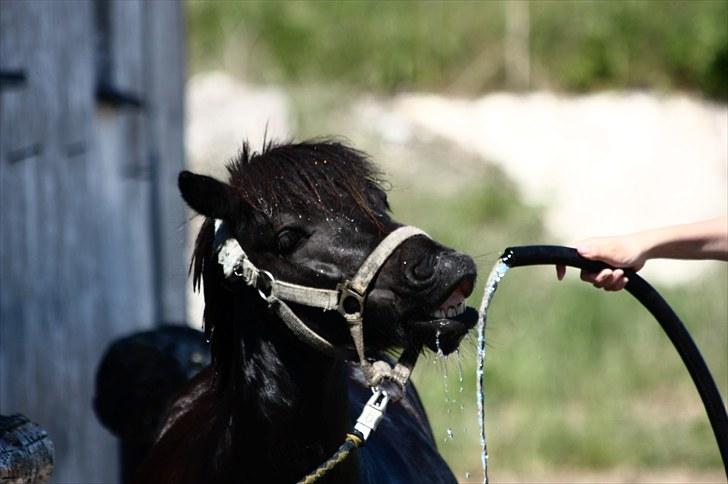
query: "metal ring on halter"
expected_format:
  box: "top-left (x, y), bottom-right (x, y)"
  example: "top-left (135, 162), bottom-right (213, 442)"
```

top-left (232, 263), bottom-right (245, 278)
top-left (336, 281), bottom-right (365, 323)
top-left (256, 270), bottom-right (275, 302)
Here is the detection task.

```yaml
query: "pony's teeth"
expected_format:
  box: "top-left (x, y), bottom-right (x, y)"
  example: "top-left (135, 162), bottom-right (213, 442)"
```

top-left (431, 309), bottom-right (445, 319)
top-left (429, 300), bottom-right (467, 319)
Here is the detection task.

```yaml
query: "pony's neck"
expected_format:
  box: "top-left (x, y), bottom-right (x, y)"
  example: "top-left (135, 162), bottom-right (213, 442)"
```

top-left (222, 292), bottom-right (358, 481)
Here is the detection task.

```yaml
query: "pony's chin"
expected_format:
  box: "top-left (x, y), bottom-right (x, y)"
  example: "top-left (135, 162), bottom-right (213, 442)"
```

top-left (407, 306), bottom-right (478, 355)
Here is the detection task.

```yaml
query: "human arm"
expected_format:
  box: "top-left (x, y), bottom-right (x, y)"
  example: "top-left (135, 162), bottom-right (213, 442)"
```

top-left (556, 216), bottom-right (728, 291)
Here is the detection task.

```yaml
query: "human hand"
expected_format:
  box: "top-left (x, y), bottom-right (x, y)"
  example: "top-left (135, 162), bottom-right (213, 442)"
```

top-left (556, 235), bottom-right (648, 291)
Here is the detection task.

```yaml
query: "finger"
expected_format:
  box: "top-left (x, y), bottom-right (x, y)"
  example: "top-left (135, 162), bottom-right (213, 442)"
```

top-left (613, 276), bottom-right (629, 291)
top-left (556, 265), bottom-right (566, 280)
top-left (603, 269), bottom-right (624, 291)
top-left (581, 268), bottom-right (609, 284)
top-left (575, 240), bottom-right (603, 261)
top-left (607, 279), bottom-right (627, 291)
top-left (575, 242), bottom-right (594, 259)
top-left (580, 270), bottom-right (599, 283)
top-left (592, 269), bottom-right (612, 288)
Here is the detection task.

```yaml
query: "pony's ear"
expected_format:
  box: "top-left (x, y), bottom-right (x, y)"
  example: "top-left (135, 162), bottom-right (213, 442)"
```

top-left (178, 171), bottom-right (238, 220)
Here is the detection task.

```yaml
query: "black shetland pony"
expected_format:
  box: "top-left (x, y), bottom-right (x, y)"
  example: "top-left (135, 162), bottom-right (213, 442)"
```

top-left (136, 141), bottom-right (478, 483)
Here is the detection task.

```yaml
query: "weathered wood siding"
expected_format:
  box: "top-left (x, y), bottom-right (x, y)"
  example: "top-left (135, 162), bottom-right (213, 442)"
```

top-left (0, 1), bottom-right (186, 482)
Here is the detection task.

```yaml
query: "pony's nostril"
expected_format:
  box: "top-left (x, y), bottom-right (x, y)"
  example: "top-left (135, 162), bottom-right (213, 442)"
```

top-left (411, 256), bottom-right (436, 281)
top-left (457, 276), bottom-right (475, 298)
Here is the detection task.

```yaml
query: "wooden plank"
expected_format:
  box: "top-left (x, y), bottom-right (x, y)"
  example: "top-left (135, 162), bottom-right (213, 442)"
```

top-left (0, 0), bottom-right (46, 160)
top-left (110, 0), bottom-right (144, 95)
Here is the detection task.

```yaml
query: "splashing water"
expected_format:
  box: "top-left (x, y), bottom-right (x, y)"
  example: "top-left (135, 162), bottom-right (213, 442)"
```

top-left (475, 258), bottom-right (510, 484)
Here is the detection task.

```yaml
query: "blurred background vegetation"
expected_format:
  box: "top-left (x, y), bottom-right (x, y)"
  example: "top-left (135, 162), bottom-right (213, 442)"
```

top-left (185, 1), bottom-right (727, 481)
top-left (187, 0), bottom-right (727, 99)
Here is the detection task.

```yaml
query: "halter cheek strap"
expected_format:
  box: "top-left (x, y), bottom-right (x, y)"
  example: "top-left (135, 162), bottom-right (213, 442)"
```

top-left (335, 226), bottom-right (427, 385)
top-left (215, 221), bottom-right (341, 356)
top-left (213, 220), bottom-right (428, 388)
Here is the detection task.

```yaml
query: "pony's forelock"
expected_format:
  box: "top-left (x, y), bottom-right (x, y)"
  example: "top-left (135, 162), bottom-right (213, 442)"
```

top-left (225, 139), bottom-right (388, 223)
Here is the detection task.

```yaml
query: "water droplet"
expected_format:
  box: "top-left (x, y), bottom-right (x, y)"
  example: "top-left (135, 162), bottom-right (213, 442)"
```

top-left (456, 348), bottom-right (464, 393)
top-left (435, 329), bottom-right (444, 358)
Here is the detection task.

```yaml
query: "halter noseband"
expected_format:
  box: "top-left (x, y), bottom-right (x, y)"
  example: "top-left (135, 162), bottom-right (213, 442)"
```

top-left (213, 220), bottom-right (428, 388)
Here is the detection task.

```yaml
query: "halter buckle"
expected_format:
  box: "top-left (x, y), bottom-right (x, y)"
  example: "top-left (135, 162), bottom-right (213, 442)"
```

top-left (336, 281), bottom-right (365, 323)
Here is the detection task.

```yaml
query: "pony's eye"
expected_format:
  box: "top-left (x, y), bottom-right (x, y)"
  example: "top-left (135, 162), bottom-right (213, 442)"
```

top-left (276, 228), bottom-right (306, 254)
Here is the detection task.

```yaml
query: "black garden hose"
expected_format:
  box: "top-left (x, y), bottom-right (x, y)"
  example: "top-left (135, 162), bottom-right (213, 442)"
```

top-left (501, 245), bottom-right (728, 476)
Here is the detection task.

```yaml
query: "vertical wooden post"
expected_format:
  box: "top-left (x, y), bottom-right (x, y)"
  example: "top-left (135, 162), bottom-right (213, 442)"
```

top-left (504, 1), bottom-right (531, 91)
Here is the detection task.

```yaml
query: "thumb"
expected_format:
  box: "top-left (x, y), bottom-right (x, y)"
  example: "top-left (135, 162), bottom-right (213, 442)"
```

top-left (575, 238), bottom-right (624, 267)
top-left (575, 242), bottom-right (595, 258)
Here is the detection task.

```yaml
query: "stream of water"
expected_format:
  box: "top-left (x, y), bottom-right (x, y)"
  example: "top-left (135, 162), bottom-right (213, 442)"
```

top-left (475, 258), bottom-right (510, 484)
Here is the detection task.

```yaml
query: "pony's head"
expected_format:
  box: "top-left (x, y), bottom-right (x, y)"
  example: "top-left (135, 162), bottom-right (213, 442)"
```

top-left (180, 141), bottom-right (477, 367)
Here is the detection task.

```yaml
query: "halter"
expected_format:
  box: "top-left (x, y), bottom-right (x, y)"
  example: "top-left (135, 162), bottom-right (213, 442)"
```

top-left (213, 220), bottom-right (428, 388)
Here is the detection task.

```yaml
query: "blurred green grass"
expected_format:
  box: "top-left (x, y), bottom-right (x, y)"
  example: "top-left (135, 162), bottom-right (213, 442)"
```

top-left (396, 176), bottom-right (727, 478)
top-left (187, 0), bottom-right (728, 99)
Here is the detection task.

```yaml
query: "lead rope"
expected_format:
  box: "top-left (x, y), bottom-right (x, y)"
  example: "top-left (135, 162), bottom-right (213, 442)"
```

top-left (298, 434), bottom-right (362, 484)
top-left (297, 389), bottom-right (390, 484)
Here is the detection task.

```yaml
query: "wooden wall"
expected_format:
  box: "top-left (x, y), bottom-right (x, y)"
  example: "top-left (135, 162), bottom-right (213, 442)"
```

top-left (0, 1), bottom-right (186, 481)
